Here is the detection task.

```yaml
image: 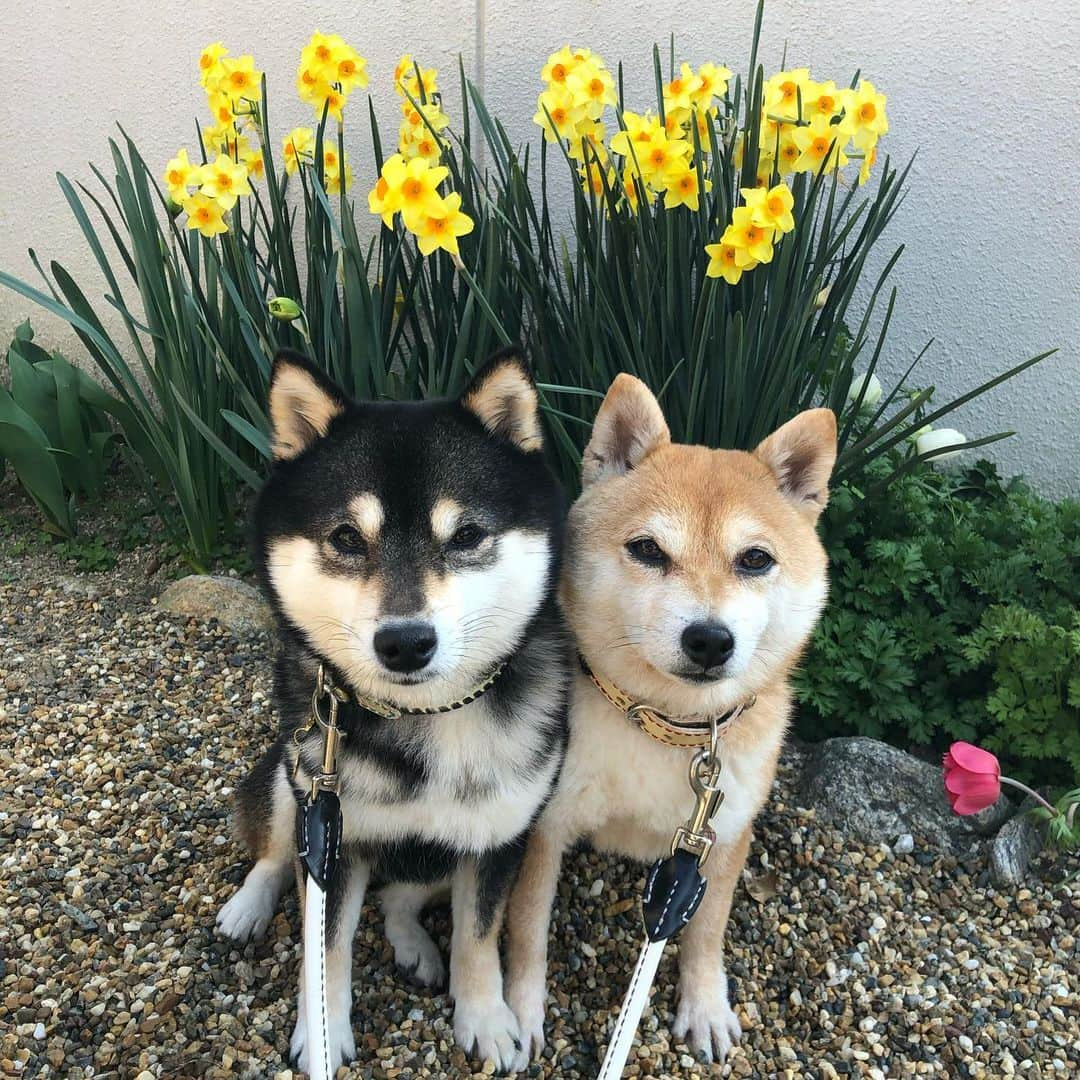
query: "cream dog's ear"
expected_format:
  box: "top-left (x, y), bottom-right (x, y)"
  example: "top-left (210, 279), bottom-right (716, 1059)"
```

top-left (460, 347), bottom-right (544, 453)
top-left (754, 408), bottom-right (838, 518)
top-left (268, 349), bottom-right (348, 460)
top-left (582, 374), bottom-right (670, 487)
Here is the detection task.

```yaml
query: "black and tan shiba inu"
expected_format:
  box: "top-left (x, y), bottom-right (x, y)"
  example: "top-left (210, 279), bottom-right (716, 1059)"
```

top-left (505, 374), bottom-right (837, 1068)
top-left (217, 348), bottom-right (568, 1073)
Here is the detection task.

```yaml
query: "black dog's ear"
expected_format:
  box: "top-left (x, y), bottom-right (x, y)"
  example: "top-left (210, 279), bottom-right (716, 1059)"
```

top-left (268, 349), bottom-right (348, 460)
top-left (460, 347), bottom-right (544, 453)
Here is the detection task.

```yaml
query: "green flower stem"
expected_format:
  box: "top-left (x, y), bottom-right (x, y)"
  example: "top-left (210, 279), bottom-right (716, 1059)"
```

top-left (1000, 776), bottom-right (1060, 818)
top-left (451, 255), bottom-right (512, 347)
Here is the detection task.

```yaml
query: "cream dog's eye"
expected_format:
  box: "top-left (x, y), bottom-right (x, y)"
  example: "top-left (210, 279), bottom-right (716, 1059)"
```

top-left (626, 536), bottom-right (669, 568)
top-left (738, 547), bottom-right (775, 574)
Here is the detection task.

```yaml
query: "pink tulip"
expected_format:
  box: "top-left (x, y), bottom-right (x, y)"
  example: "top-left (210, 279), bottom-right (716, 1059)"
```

top-left (942, 741), bottom-right (1059, 818)
top-left (943, 742), bottom-right (1001, 815)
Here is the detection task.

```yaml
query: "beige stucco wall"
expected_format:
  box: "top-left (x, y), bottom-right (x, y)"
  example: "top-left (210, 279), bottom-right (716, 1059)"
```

top-left (2, 1), bottom-right (1077, 494)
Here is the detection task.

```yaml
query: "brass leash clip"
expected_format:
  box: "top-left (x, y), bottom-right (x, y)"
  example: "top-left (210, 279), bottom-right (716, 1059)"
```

top-left (292, 663), bottom-right (349, 795)
top-left (670, 714), bottom-right (725, 866)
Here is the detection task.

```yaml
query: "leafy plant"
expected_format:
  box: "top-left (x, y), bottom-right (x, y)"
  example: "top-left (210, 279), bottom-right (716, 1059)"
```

top-left (0, 2), bottom-right (1053, 565)
top-left (0, 321), bottom-right (126, 536)
top-left (797, 458), bottom-right (1080, 787)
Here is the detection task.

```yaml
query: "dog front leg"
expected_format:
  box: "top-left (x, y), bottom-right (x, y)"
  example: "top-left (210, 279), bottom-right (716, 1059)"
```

top-left (450, 853), bottom-right (522, 1072)
top-left (504, 823), bottom-right (566, 1069)
top-left (291, 854), bottom-right (370, 1074)
top-left (672, 825), bottom-right (752, 1063)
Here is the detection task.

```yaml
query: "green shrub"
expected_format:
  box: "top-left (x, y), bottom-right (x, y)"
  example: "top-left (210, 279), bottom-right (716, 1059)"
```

top-left (0, 321), bottom-right (126, 537)
top-left (797, 459), bottom-right (1080, 787)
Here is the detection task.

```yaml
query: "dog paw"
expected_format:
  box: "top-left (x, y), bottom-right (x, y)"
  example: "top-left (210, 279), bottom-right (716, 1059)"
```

top-left (216, 881), bottom-right (275, 942)
top-left (454, 995), bottom-right (522, 1073)
top-left (290, 1003), bottom-right (356, 1075)
top-left (506, 980), bottom-right (546, 1072)
top-left (672, 990), bottom-right (742, 1063)
top-left (387, 923), bottom-right (446, 989)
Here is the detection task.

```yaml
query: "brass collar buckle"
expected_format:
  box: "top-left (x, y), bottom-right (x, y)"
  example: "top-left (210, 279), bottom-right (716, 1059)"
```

top-left (292, 663), bottom-right (349, 797)
top-left (671, 715), bottom-right (726, 866)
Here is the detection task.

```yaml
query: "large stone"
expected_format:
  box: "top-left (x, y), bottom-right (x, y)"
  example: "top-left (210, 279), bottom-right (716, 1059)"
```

top-left (158, 575), bottom-right (272, 636)
top-left (797, 736), bottom-right (1013, 854)
top-left (990, 804), bottom-right (1046, 887)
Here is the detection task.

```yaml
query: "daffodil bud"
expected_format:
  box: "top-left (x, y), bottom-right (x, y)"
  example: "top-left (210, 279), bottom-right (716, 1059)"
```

top-left (268, 297), bottom-right (303, 322)
top-left (166, 199), bottom-right (185, 219)
top-left (814, 284), bottom-right (832, 309)
top-left (846, 372), bottom-right (882, 408)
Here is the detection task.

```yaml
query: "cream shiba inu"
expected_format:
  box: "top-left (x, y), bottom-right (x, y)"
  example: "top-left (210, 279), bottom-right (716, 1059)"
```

top-left (505, 374), bottom-right (837, 1068)
top-left (216, 348), bottom-right (569, 1074)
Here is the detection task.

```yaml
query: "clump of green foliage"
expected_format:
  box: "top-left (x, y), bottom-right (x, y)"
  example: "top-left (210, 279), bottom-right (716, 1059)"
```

top-left (797, 458), bottom-right (1080, 787)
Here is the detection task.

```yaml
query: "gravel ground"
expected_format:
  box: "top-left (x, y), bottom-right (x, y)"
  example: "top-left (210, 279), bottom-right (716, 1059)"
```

top-left (2, 508), bottom-right (1078, 1079)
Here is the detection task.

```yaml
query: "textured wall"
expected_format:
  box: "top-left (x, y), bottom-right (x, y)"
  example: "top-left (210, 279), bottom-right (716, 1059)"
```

top-left (2, 1), bottom-right (1077, 493)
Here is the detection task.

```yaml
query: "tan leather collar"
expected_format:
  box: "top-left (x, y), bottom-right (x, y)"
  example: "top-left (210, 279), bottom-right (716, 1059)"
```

top-left (581, 656), bottom-right (755, 749)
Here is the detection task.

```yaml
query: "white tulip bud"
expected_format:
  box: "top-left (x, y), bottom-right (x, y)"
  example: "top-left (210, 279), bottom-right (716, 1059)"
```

top-left (847, 372), bottom-right (883, 408)
top-left (916, 427), bottom-right (968, 463)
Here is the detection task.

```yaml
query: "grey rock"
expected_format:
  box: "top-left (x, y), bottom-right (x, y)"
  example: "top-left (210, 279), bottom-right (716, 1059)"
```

top-left (158, 575), bottom-right (272, 636)
top-left (990, 806), bottom-right (1046, 887)
top-left (797, 737), bottom-right (1012, 854)
top-left (893, 833), bottom-right (915, 855)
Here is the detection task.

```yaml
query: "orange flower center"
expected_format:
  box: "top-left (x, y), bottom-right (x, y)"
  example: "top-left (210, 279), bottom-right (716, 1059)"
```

top-left (418, 139), bottom-right (434, 155)
top-left (218, 174), bottom-right (233, 190)
top-left (200, 54), bottom-right (214, 70)
top-left (589, 78), bottom-right (604, 96)
top-left (218, 106), bottom-right (231, 122)
top-left (229, 72), bottom-right (247, 88)
top-left (860, 102), bottom-right (877, 121)
top-left (818, 95), bottom-right (835, 113)
top-left (302, 71), bottom-right (317, 86)
top-left (428, 217), bottom-right (448, 234)
top-left (403, 178), bottom-right (425, 199)
top-left (339, 60), bottom-right (356, 77)
top-left (723, 247), bottom-right (736, 263)
top-left (650, 148), bottom-right (667, 166)
top-left (679, 175), bottom-right (694, 192)
top-left (745, 226), bottom-right (761, 243)
top-left (812, 137), bottom-right (829, 156)
top-left (408, 109), bottom-right (422, 125)
top-left (325, 151), bottom-right (337, 166)
top-left (375, 176), bottom-right (389, 198)
top-left (780, 80), bottom-right (798, 101)
top-left (168, 169), bottom-right (183, 185)
top-left (316, 45), bottom-right (331, 62)
top-left (767, 196), bottom-right (784, 215)
top-left (196, 207), bottom-right (211, 223)
top-left (551, 63), bottom-right (567, 82)
top-left (551, 108), bottom-right (567, 125)
top-left (782, 144), bottom-right (798, 161)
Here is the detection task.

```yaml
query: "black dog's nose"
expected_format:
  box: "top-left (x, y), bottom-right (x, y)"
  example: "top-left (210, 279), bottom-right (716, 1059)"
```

top-left (374, 622), bottom-right (438, 673)
top-left (681, 621), bottom-right (735, 670)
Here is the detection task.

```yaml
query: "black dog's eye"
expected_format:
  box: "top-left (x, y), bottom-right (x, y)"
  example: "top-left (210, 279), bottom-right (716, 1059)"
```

top-left (626, 537), bottom-right (669, 568)
top-left (448, 523), bottom-right (487, 550)
top-left (330, 524), bottom-right (368, 556)
top-left (738, 547), bottom-right (775, 574)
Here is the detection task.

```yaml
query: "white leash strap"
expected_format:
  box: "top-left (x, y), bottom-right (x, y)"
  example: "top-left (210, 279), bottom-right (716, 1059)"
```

top-left (303, 880), bottom-right (332, 1080)
top-left (597, 938), bottom-right (666, 1080)
top-left (595, 743), bottom-right (725, 1079)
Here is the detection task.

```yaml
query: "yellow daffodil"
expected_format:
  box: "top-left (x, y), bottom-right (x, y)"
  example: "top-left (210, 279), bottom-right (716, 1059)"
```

top-left (301, 32), bottom-right (345, 81)
top-left (775, 132), bottom-right (801, 176)
top-left (183, 192), bottom-right (229, 238)
top-left (724, 207), bottom-right (775, 266)
top-left (198, 153), bottom-right (252, 210)
top-left (414, 192), bottom-right (474, 256)
top-left (791, 114), bottom-right (849, 174)
top-left (741, 182), bottom-right (795, 233)
top-left (842, 81), bottom-right (889, 149)
top-left (541, 45), bottom-right (588, 87)
top-left (579, 159), bottom-right (615, 200)
top-left (609, 111), bottom-right (663, 160)
top-left (368, 165), bottom-right (403, 228)
top-left (804, 79), bottom-right (841, 120)
top-left (664, 108), bottom-right (690, 138)
top-left (858, 143), bottom-right (878, 186)
top-left (705, 241), bottom-right (750, 285)
top-left (636, 131), bottom-right (692, 189)
top-left (282, 127), bottom-right (315, 174)
top-left (663, 162), bottom-right (707, 211)
top-left (323, 147), bottom-right (353, 195)
top-left (691, 63), bottom-right (732, 109)
top-left (621, 173), bottom-right (655, 214)
top-left (199, 42), bottom-right (229, 90)
top-left (243, 147), bottom-right (265, 181)
top-left (208, 92), bottom-right (242, 129)
top-left (692, 106), bottom-right (718, 149)
top-left (217, 55), bottom-right (262, 103)
top-left (400, 125), bottom-right (446, 163)
top-left (394, 54), bottom-right (438, 100)
top-left (664, 63), bottom-right (697, 113)
top-left (568, 123), bottom-right (608, 163)
top-left (373, 155), bottom-right (449, 232)
top-left (533, 85), bottom-right (587, 143)
top-left (566, 62), bottom-right (617, 121)
top-left (765, 68), bottom-right (811, 122)
top-left (163, 148), bottom-right (197, 202)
